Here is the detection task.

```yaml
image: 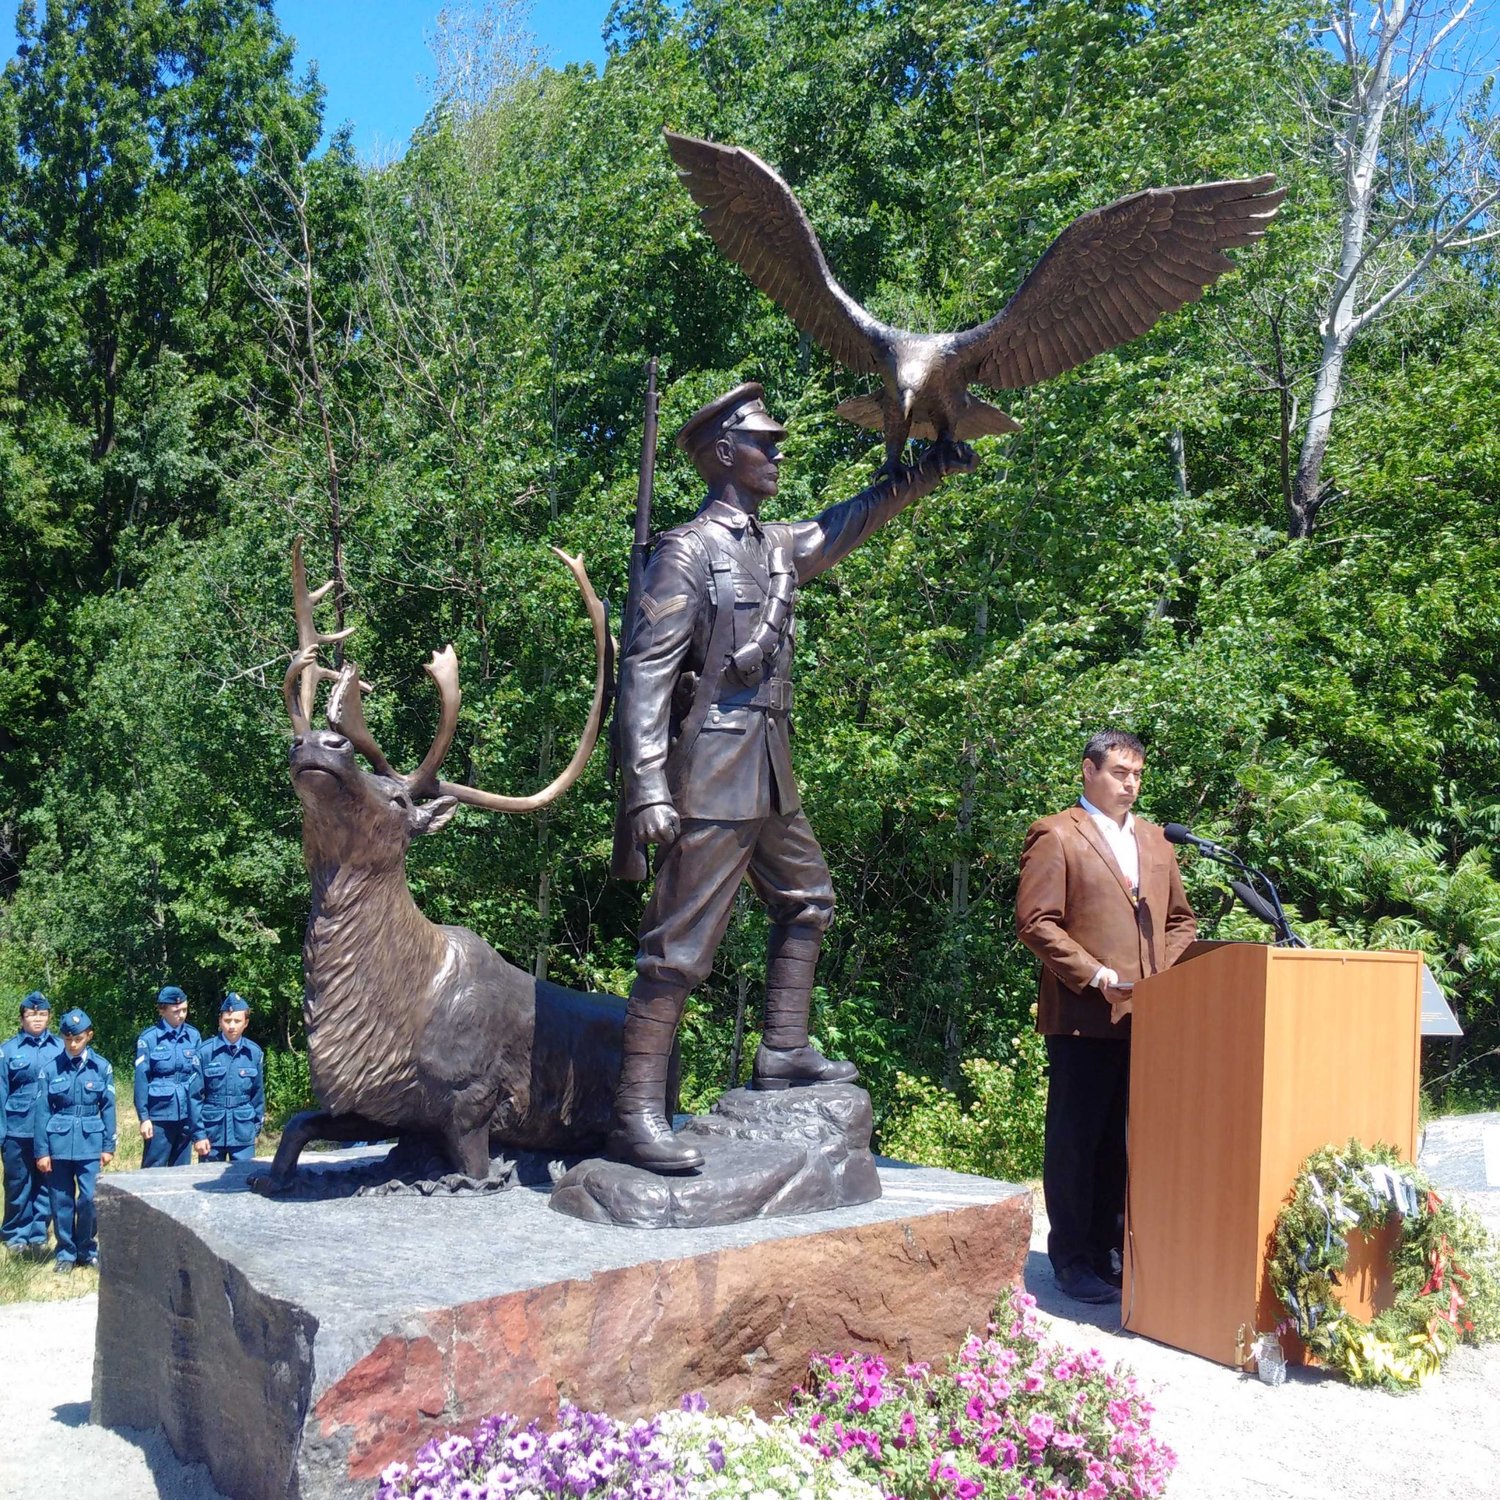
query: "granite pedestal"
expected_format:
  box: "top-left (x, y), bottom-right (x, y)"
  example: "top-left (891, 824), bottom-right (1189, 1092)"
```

top-left (92, 1151), bottom-right (1031, 1500)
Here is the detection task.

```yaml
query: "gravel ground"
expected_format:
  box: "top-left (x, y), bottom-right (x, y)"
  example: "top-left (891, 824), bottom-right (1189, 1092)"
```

top-left (1, 1114), bottom-right (1497, 1500)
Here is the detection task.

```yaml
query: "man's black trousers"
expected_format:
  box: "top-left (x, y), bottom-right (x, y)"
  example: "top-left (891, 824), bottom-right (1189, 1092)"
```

top-left (1042, 1033), bottom-right (1130, 1279)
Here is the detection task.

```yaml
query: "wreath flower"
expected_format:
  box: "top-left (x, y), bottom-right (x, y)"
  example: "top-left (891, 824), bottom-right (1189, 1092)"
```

top-left (1268, 1139), bottom-right (1480, 1391)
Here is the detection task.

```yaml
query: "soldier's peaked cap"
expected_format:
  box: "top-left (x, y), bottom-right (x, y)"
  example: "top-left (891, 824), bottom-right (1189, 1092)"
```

top-left (21, 990), bottom-right (50, 1011)
top-left (59, 1008), bottom-right (92, 1035)
top-left (220, 992), bottom-right (250, 1013)
top-left (675, 382), bottom-right (786, 455)
top-left (157, 985), bottom-right (187, 1007)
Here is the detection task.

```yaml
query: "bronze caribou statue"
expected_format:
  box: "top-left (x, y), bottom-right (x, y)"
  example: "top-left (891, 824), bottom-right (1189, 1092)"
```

top-left (254, 540), bottom-right (634, 1192)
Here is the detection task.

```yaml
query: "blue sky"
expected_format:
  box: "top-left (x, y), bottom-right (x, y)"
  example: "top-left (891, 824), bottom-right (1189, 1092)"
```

top-left (275, 1), bottom-right (614, 158)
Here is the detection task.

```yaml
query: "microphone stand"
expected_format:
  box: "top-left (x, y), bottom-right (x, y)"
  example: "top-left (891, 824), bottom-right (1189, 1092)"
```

top-left (1191, 842), bottom-right (1307, 948)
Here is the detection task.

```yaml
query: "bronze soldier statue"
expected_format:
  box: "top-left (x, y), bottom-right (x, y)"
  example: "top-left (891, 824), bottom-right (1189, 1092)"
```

top-left (608, 381), bottom-right (975, 1172)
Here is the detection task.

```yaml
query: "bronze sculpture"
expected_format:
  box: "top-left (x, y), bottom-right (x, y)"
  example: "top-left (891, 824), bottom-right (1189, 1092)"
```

top-left (664, 130), bottom-right (1284, 475)
top-left (606, 383), bottom-right (975, 1173)
top-left (255, 541), bottom-right (626, 1191)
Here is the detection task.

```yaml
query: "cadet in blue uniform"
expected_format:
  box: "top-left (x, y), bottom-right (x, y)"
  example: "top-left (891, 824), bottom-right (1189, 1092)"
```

top-left (33, 1009), bottom-right (116, 1272)
top-left (1, 992), bottom-right (64, 1252)
top-left (133, 986), bottom-right (208, 1167)
top-left (197, 993), bottom-right (264, 1162)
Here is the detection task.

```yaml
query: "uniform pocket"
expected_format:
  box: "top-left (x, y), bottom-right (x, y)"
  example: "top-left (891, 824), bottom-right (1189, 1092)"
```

top-left (201, 1104), bottom-right (226, 1126)
top-left (147, 1080), bottom-right (175, 1099)
top-left (80, 1117), bottom-right (102, 1139)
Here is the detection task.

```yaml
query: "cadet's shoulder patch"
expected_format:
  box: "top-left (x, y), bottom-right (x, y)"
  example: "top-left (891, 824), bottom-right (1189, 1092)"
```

top-left (640, 592), bottom-right (689, 625)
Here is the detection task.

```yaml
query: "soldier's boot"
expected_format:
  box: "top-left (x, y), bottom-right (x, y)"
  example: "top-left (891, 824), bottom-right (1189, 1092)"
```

top-left (606, 980), bottom-right (704, 1172)
top-left (752, 924), bottom-right (859, 1090)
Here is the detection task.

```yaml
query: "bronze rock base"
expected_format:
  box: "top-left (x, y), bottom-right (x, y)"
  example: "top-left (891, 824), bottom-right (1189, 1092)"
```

top-left (552, 1082), bottom-right (877, 1227)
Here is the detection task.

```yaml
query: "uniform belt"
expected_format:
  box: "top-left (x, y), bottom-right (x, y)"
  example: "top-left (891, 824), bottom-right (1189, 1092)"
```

top-left (715, 677), bottom-right (792, 715)
top-left (53, 1106), bottom-right (99, 1118)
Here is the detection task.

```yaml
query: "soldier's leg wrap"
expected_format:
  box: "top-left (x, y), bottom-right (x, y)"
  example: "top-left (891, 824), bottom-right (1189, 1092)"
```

top-left (747, 811), bottom-right (855, 1089)
top-left (607, 979), bottom-right (702, 1171)
top-left (611, 818), bottom-right (761, 1173)
top-left (761, 924), bottom-right (823, 1049)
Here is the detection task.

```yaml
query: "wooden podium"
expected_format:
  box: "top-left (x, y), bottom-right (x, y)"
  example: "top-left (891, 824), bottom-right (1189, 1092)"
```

top-left (1122, 943), bottom-right (1422, 1367)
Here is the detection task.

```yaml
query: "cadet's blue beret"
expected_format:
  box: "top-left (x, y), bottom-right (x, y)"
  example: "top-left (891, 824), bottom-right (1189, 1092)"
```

top-left (59, 1008), bottom-right (92, 1036)
top-left (157, 985), bottom-right (188, 1007)
top-left (21, 990), bottom-right (50, 1012)
top-left (220, 992), bottom-right (249, 1014)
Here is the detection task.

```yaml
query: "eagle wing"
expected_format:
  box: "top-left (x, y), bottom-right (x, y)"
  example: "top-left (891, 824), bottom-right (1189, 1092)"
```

top-left (956, 176), bottom-right (1284, 390)
top-left (664, 130), bottom-right (888, 376)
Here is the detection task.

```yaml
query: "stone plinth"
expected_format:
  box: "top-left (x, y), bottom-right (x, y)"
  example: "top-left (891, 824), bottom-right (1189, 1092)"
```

top-left (93, 1152), bottom-right (1030, 1500)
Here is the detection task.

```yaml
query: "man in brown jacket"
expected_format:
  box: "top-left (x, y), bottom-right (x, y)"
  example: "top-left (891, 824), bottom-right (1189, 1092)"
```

top-left (1016, 730), bottom-right (1197, 1304)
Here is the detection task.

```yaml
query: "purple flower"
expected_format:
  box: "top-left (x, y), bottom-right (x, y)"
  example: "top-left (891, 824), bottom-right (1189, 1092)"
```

top-left (679, 1391), bottom-right (709, 1413)
top-left (706, 1439), bottom-right (725, 1474)
top-left (955, 1479), bottom-right (983, 1500)
top-left (412, 1487), bottom-right (444, 1500)
top-left (507, 1432), bottom-right (539, 1462)
top-left (454, 1483), bottom-right (483, 1500)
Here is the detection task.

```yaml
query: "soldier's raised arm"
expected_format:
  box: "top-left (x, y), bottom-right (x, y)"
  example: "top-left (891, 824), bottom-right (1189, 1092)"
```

top-left (787, 442), bottom-right (976, 583)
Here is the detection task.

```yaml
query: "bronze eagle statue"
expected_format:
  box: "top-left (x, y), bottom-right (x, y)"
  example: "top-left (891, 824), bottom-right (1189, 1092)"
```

top-left (664, 129), bottom-right (1284, 474)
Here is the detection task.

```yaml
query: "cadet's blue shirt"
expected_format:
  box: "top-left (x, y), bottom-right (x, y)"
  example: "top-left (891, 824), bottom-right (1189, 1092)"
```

top-left (1, 1030), bottom-right (65, 1141)
top-left (132, 1021), bottom-right (204, 1128)
top-left (198, 1035), bottom-right (264, 1148)
top-left (31, 1050), bottom-right (117, 1161)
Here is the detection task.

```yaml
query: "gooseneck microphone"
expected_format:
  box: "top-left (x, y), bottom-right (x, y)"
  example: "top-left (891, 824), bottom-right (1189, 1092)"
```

top-left (1164, 822), bottom-right (1307, 947)
top-left (1164, 823), bottom-right (1227, 855)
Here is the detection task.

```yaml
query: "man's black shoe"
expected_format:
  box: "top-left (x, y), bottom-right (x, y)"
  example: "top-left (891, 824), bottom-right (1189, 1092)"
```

top-left (1054, 1265), bottom-right (1121, 1305)
top-left (1095, 1251), bottom-right (1124, 1289)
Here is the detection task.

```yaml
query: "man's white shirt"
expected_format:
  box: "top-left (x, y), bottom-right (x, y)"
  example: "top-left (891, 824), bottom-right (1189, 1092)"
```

top-left (1079, 795), bottom-right (1138, 990)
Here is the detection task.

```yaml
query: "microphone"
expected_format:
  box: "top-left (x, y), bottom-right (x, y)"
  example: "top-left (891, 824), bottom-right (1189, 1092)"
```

top-left (1229, 878), bottom-right (1282, 927)
top-left (1163, 822), bottom-right (1230, 856)
top-left (1166, 821), bottom-right (1309, 948)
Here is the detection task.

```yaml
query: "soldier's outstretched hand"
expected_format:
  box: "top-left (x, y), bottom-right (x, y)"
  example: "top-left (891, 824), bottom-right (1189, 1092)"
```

top-left (925, 437), bottom-right (979, 477)
top-left (632, 802), bottom-right (681, 848)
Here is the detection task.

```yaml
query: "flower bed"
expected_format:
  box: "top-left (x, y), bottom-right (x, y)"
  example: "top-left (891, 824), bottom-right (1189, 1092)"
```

top-left (785, 1290), bottom-right (1175, 1500)
top-left (373, 1290), bottom-right (1174, 1500)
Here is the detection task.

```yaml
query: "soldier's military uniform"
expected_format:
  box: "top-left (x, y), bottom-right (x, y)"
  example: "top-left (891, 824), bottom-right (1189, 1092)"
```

top-left (0, 992), bottom-right (62, 1250)
top-left (609, 383), bottom-right (968, 1169)
top-left (199, 994), bottom-right (264, 1162)
top-left (33, 1008), bottom-right (116, 1269)
top-left (133, 987), bottom-right (204, 1167)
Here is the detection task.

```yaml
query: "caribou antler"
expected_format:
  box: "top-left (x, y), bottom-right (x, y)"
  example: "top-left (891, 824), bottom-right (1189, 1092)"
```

top-left (284, 538), bottom-right (353, 733)
top-left (430, 547), bottom-right (609, 812)
top-left (314, 545), bottom-right (608, 810)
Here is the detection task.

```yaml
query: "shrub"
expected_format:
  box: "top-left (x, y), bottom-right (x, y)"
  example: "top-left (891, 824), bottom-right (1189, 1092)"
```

top-left (263, 1049), bottom-right (314, 1127)
top-left (878, 1030), bottom-right (1048, 1181)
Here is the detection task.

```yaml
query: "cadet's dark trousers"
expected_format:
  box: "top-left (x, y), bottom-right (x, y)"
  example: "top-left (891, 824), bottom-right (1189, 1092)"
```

top-left (636, 810), bottom-right (835, 990)
top-left (1, 1135), bottom-right (50, 1245)
top-left (141, 1119), bottom-right (194, 1168)
top-left (207, 1142), bottom-right (254, 1162)
top-left (47, 1157), bottom-right (100, 1263)
top-left (1043, 1034), bottom-right (1130, 1279)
